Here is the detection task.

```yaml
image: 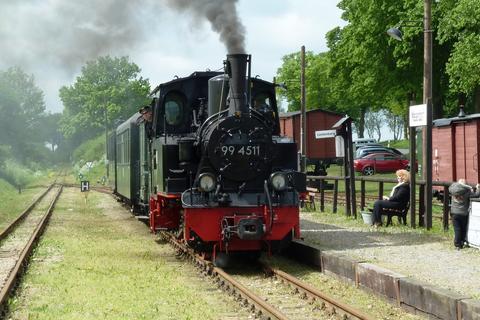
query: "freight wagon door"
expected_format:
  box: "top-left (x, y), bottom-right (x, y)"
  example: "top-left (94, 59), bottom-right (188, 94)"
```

top-left (454, 122), bottom-right (480, 184)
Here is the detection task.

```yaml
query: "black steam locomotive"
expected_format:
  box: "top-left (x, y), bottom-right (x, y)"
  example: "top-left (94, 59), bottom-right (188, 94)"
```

top-left (108, 54), bottom-right (306, 265)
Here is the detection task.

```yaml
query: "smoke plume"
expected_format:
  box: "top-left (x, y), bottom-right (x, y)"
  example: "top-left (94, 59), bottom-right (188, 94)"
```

top-left (0, 0), bottom-right (161, 74)
top-left (165, 0), bottom-right (246, 54)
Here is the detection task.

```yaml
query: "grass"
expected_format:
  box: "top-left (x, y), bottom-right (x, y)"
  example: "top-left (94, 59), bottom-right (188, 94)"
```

top-left (0, 173), bottom-right (57, 231)
top-left (7, 188), bottom-right (247, 320)
top-left (303, 201), bottom-right (454, 239)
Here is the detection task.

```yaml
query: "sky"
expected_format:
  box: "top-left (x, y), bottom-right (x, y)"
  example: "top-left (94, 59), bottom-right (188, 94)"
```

top-left (0, 0), bottom-right (346, 114)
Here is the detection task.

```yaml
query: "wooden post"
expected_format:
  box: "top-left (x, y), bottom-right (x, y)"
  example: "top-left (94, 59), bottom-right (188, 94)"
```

top-left (333, 180), bottom-right (338, 213)
top-left (347, 120), bottom-right (357, 218)
top-left (300, 45), bottom-right (307, 172)
top-left (443, 185), bottom-right (449, 231)
top-left (320, 182), bottom-right (325, 212)
top-left (409, 98), bottom-right (417, 228)
top-left (419, 185), bottom-right (425, 227)
top-left (360, 180), bottom-right (366, 210)
top-left (378, 182), bottom-right (384, 200)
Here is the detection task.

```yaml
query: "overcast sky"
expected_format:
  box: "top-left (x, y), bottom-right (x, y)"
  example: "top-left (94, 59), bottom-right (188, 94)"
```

top-left (0, 0), bottom-right (346, 114)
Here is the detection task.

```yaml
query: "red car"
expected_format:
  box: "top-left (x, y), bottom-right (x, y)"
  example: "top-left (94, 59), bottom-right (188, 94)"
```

top-left (354, 152), bottom-right (410, 175)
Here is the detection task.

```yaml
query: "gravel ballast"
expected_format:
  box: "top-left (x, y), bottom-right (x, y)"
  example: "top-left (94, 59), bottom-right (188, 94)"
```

top-left (300, 212), bottom-right (480, 300)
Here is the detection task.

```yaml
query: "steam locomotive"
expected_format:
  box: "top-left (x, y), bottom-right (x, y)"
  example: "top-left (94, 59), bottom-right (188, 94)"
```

top-left (108, 54), bottom-right (306, 266)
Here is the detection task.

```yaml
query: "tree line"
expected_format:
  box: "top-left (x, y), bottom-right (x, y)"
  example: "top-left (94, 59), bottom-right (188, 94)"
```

top-left (2, 0), bottom-right (479, 174)
top-left (0, 56), bottom-right (150, 189)
top-left (275, 0), bottom-right (480, 139)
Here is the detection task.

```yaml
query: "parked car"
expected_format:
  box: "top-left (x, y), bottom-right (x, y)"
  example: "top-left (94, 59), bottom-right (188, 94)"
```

top-left (355, 146), bottom-right (403, 159)
top-left (353, 138), bottom-right (378, 149)
top-left (353, 152), bottom-right (410, 175)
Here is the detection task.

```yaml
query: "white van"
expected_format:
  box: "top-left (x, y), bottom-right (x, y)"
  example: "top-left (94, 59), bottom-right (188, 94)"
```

top-left (353, 138), bottom-right (378, 148)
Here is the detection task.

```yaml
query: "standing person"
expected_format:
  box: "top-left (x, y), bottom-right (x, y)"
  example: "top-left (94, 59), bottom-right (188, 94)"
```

top-left (372, 169), bottom-right (410, 227)
top-left (448, 179), bottom-right (480, 250)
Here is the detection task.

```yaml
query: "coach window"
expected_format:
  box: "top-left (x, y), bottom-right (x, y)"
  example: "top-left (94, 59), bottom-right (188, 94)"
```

top-left (164, 92), bottom-right (185, 126)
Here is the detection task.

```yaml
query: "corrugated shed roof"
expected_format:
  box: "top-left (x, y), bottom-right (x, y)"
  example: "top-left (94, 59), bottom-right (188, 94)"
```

top-left (433, 113), bottom-right (480, 127)
top-left (279, 108), bottom-right (343, 118)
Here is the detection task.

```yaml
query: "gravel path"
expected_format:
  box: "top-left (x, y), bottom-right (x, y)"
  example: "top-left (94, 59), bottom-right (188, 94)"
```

top-left (300, 212), bottom-right (480, 299)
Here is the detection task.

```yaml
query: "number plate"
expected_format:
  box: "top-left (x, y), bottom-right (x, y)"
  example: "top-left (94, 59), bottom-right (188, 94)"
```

top-left (221, 145), bottom-right (261, 156)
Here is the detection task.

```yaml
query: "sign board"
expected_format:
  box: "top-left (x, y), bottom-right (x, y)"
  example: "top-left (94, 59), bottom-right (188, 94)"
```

top-left (469, 200), bottom-right (480, 248)
top-left (409, 104), bottom-right (427, 127)
top-left (80, 180), bottom-right (90, 192)
top-left (315, 130), bottom-right (336, 139)
top-left (335, 136), bottom-right (345, 157)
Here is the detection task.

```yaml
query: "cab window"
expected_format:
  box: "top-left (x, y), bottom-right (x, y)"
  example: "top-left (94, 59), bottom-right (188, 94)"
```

top-left (164, 92), bottom-right (184, 126)
top-left (253, 92), bottom-right (272, 110)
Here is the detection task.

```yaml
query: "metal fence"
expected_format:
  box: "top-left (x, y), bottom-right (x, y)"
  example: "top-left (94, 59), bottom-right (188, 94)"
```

top-left (306, 175), bottom-right (452, 231)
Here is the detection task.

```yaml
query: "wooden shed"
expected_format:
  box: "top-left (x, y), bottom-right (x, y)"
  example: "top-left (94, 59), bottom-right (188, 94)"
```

top-left (279, 108), bottom-right (343, 173)
top-left (432, 113), bottom-right (480, 184)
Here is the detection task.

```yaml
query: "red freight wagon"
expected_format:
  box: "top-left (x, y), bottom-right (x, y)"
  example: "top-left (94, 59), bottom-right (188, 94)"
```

top-left (432, 113), bottom-right (480, 184)
top-left (279, 109), bottom-right (343, 175)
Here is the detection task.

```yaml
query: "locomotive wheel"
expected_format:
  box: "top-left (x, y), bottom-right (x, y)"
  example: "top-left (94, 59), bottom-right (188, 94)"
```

top-left (362, 166), bottom-right (374, 176)
top-left (213, 252), bottom-right (230, 268)
top-left (175, 212), bottom-right (184, 239)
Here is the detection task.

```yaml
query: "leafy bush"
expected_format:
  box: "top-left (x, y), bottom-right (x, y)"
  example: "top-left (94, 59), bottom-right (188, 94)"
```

top-left (72, 134), bottom-right (106, 163)
top-left (0, 160), bottom-right (34, 193)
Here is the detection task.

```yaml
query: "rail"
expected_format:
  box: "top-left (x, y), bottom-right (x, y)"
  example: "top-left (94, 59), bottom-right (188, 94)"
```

top-left (0, 184), bottom-right (63, 313)
top-left (306, 175), bottom-right (452, 231)
top-left (160, 231), bottom-right (372, 320)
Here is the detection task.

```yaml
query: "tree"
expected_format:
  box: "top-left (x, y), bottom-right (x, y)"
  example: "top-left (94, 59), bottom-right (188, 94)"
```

top-left (364, 109), bottom-right (385, 141)
top-left (385, 109), bottom-right (404, 141)
top-left (437, 0), bottom-right (480, 113)
top-left (323, 0), bottom-right (403, 137)
top-left (0, 67), bottom-right (47, 161)
top-left (59, 56), bottom-right (151, 142)
top-left (37, 113), bottom-right (63, 152)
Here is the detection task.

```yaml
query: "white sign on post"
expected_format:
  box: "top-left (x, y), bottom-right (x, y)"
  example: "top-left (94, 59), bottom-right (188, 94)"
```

top-left (409, 104), bottom-right (427, 127)
top-left (315, 130), bottom-right (336, 139)
top-left (335, 136), bottom-right (345, 157)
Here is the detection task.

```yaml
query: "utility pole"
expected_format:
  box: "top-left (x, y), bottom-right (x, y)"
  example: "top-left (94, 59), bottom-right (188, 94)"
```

top-left (300, 45), bottom-right (307, 172)
top-left (423, 0), bottom-right (433, 229)
top-left (104, 106), bottom-right (109, 180)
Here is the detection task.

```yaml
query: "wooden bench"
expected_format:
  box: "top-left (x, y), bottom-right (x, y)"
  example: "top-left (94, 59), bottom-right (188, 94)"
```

top-left (382, 202), bottom-right (409, 226)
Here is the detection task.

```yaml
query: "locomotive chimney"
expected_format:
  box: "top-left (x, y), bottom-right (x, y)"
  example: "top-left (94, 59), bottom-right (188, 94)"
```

top-left (226, 54), bottom-right (249, 116)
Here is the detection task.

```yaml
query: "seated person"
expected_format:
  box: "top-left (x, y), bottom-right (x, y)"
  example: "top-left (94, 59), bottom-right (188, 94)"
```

top-left (372, 169), bottom-right (410, 226)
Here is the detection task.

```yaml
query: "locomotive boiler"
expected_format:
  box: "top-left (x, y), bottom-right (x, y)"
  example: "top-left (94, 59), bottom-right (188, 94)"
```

top-left (115, 54), bottom-right (305, 266)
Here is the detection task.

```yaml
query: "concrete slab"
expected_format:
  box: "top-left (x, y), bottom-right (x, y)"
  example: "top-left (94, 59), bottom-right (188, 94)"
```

top-left (459, 299), bottom-right (480, 320)
top-left (399, 277), bottom-right (469, 319)
top-left (320, 251), bottom-right (359, 282)
top-left (356, 263), bottom-right (406, 301)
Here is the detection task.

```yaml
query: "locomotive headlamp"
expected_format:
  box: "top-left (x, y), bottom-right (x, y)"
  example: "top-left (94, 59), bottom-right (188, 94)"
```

top-left (198, 173), bottom-right (216, 192)
top-left (270, 172), bottom-right (287, 191)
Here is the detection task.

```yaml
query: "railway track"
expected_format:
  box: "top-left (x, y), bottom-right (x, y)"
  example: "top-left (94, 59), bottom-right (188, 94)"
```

top-left (160, 232), bottom-right (373, 320)
top-left (0, 184), bottom-right (63, 315)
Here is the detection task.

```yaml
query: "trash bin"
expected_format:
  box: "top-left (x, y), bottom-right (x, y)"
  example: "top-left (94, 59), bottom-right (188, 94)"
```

top-left (361, 211), bottom-right (373, 225)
